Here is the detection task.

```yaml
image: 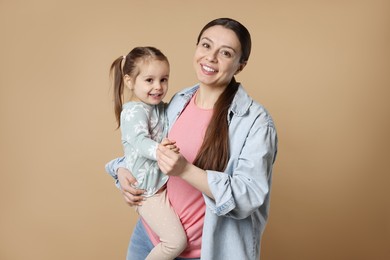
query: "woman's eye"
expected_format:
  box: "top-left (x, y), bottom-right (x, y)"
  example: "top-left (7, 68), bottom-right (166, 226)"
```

top-left (221, 50), bottom-right (232, 57)
top-left (202, 43), bottom-right (210, 48)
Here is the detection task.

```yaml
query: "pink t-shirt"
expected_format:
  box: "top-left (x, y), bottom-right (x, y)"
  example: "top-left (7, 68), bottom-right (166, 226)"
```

top-left (142, 91), bottom-right (213, 258)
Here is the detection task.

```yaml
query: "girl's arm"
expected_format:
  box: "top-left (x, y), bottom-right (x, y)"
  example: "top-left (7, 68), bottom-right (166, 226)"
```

top-left (121, 103), bottom-right (162, 160)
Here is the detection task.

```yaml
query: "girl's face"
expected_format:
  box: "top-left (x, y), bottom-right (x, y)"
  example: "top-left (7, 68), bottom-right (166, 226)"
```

top-left (125, 59), bottom-right (169, 105)
top-left (193, 25), bottom-right (245, 90)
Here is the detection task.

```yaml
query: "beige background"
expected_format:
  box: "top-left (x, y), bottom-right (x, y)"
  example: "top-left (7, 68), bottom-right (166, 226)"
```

top-left (1, 0), bottom-right (389, 259)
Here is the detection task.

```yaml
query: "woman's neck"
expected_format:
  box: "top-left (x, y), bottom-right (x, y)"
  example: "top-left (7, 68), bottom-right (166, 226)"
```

top-left (195, 85), bottom-right (226, 109)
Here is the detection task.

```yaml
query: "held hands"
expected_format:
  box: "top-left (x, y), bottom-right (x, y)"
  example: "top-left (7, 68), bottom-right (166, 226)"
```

top-left (160, 138), bottom-right (180, 154)
top-left (158, 138), bottom-right (214, 198)
top-left (157, 139), bottom-right (190, 177)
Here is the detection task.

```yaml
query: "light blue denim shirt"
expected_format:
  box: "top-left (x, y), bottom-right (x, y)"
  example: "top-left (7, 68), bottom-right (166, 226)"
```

top-left (106, 83), bottom-right (278, 260)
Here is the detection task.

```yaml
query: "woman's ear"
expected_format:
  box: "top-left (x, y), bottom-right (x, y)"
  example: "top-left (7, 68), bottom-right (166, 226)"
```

top-left (235, 62), bottom-right (247, 75)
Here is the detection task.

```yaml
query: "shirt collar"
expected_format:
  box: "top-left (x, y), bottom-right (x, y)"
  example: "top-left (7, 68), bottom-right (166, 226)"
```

top-left (230, 85), bottom-right (252, 117)
top-left (177, 84), bottom-right (252, 117)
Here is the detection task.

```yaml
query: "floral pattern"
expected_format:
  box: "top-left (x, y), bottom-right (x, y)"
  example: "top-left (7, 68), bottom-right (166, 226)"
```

top-left (120, 101), bottom-right (169, 197)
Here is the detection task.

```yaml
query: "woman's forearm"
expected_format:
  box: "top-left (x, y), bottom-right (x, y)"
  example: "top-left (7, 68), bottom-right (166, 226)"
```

top-left (157, 144), bottom-right (214, 199)
top-left (180, 163), bottom-right (214, 199)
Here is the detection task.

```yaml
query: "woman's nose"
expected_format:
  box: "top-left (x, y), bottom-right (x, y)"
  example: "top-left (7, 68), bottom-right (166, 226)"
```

top-left (206, 51), bottom-right (217, 62)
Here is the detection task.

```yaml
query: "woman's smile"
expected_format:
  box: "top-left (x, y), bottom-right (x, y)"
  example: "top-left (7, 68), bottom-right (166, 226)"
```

top-left (201, 63), bottom-right (218, 74)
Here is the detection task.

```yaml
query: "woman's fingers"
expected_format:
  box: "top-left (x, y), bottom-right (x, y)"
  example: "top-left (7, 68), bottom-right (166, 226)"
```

top-left (121, 186), bottom-right (145, 206)
top-left (117, 167), bottom-right (145, 206)
top-left (157, 145), bottom-right (187, 176)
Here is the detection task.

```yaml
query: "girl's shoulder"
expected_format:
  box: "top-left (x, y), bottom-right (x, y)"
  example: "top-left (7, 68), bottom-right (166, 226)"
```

top-left (122, 101), bottom-right (154, 110)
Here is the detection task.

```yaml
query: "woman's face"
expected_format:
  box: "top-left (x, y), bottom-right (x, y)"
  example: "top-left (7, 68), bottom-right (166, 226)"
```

top-left (193, 25), bottom-right (243, 89)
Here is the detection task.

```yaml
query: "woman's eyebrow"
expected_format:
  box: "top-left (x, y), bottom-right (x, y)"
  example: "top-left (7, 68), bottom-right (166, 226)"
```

top-left (200, 36), bottom-right (237, 53)
top-left (201, 36), bottom-right (212, 42)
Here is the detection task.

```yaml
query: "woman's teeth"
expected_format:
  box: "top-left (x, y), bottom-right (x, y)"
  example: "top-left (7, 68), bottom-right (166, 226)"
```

top-left (202, 65), bottom-right (216, 72)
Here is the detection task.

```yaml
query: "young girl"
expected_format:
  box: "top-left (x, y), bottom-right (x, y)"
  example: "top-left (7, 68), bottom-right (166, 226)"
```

top-left (107, 46), bottom-right (187, 260)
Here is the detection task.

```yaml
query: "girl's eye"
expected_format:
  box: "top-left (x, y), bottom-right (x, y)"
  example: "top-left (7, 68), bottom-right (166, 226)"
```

top-left (145, 78), bottom-right (153, 83)
top-left (161, 78), bottom-right (168, 83)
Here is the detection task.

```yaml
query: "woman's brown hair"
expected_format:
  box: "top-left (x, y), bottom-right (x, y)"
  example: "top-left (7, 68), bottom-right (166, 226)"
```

top-left (193, 18), bottom-right (251, 172)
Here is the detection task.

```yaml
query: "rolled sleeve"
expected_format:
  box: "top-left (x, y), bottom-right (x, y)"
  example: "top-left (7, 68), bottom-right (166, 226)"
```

top-left (105, 156), bottom-right (126, 189)
top-left (204, 120), bottom-right (277, 219)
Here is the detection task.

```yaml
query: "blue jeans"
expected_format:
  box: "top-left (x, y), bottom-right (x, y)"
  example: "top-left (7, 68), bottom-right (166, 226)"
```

top-left (127, 219), bottom-right (200, 260)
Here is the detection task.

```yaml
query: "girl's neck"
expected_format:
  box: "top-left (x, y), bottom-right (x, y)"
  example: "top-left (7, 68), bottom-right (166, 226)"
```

top-left (195, 85), bottom-right (226, 109)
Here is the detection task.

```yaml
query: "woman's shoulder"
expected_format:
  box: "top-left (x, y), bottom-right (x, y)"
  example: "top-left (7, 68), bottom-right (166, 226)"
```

top-left (173, 84), bottom-right (199, 98)
top-left (234, 85), bottom-right (275, 128)
top-left (168, 84), bottom-right (199, 106)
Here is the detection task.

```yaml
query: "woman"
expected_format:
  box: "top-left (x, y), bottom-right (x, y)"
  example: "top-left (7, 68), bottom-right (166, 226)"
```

top-left (106, 17), bottom-right (278, 260)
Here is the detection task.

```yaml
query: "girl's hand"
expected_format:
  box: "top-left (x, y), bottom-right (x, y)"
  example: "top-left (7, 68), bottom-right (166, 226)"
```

top-left (117, 167), bottom-right (145, 206)
top-left (160, 138), bottom-right (180, 154)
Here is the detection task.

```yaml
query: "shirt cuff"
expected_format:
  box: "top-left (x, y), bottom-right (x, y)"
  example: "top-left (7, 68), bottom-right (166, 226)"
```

top-left (105, 157), bottom-right (126, 189)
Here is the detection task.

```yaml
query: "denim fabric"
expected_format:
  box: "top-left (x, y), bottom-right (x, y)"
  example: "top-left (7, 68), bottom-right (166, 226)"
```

top-left (127, 219), bottom-right (153, 260)
top-left (127, 219), bottom-right (199, 260)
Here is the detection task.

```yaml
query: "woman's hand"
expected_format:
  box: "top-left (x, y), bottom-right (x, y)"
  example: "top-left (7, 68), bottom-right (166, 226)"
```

top-left (157, 144), bottom-right (189, 177)
top-left (117, 167), bottom-right (145, 206)
top-left (157, 143), bottom-right (214, 199)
